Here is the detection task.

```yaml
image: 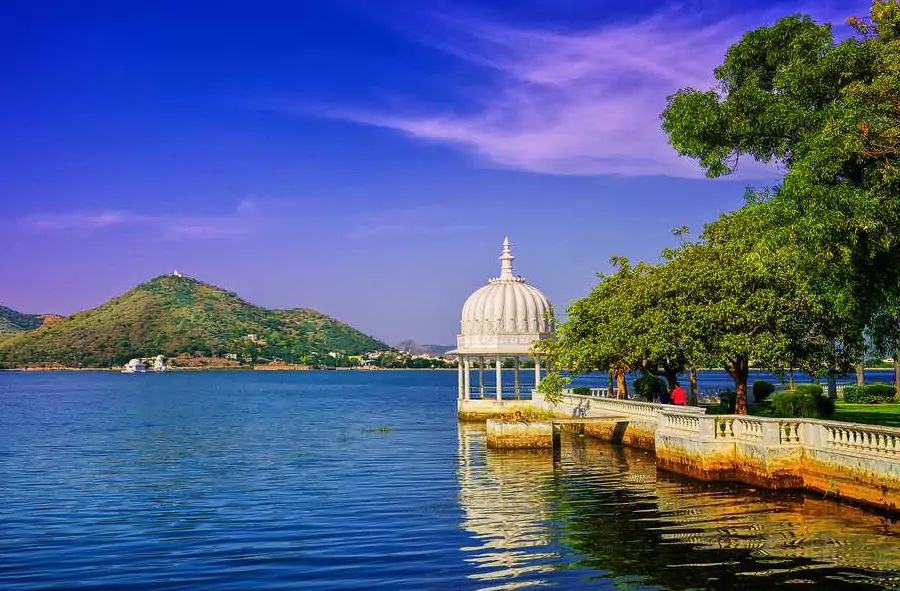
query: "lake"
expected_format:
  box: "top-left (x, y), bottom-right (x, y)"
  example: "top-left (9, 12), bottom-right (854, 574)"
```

top-left (1, 370), bottom-right (898, 590)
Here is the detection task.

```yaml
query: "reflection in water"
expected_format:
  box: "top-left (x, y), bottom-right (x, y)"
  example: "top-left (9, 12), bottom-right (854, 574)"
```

top-left (458, 424), bottom-right (559, 589)
top-left (457, 424), bottom-right (900, 590)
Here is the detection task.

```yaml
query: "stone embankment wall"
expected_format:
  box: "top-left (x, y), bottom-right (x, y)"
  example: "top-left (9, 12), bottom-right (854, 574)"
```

top-left (531, 391), bottom-right (900, 513)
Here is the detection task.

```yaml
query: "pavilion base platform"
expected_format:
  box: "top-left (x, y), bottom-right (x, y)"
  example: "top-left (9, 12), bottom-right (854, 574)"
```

top-left (458, 399), bottom-right (534, 421)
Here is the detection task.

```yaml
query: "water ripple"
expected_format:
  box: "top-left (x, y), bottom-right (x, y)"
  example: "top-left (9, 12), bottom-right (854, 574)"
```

top-left (0, 371), bottom-right (898, 590)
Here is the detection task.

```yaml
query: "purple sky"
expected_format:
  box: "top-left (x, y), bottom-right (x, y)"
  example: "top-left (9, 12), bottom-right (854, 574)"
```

top-left (1, 0), bottom-right (867, 345)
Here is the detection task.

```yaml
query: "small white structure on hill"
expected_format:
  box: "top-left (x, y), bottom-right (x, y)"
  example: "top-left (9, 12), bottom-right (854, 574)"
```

top-left (449, 238), bottom-right (553, 406)
top-left (122, 358), bottom-right (147, 373)
top-left (151, 355), bottom-right (168, 372)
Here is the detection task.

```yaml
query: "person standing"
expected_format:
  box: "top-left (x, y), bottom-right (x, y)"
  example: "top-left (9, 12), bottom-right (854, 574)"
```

top-left (671, 381), bottom-right (687, 405)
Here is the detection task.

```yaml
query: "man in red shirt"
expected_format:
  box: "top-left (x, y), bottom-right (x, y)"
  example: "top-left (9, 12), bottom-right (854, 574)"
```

top-left (671, 382), bottom-right (687, 405)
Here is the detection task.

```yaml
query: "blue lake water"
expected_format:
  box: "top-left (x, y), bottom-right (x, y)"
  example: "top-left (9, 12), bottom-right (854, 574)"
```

top-left (1, 370), bottom-right (899, 590)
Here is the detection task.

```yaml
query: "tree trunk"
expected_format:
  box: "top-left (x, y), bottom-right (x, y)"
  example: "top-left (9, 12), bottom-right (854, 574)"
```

top-left (733, 357), bottom-right (749, 415)
top-left (616, 370), bottom-right (627, 399)
top-left (662, 366), bottom-right (678, 390)
top-left (827, 373), bottom-right (837, 400)
top-left (895, 351), bottom-right (900, 398)
top-left (789, 368), bottom-right (795, 391)
top-left (607, 371), bottom-right (614, 398)
top-left (689, 368), bottom-right (698, 406)
top-left (856, 362), bottom-right (865, 386)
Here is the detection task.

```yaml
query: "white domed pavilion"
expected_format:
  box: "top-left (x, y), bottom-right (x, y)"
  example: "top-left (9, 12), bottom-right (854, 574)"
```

top-left (451, 238), bottom-right (553, 408)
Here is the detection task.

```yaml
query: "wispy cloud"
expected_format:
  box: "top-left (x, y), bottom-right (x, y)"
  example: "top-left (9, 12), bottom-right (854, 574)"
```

top-left (20, 202), bottom-right (258, 241)
top-left (348, 205), bottom-right (485, 240)
top-left (298, 2), bottom-right (863, 178)
top-left (21, 210), bottom-right (147, 231)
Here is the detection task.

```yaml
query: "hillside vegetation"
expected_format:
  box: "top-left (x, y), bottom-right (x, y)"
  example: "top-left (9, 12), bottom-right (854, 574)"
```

top-left (0, 275), bottom-right (387, 368)
top-left (0, 306), bottom-right (52, 334)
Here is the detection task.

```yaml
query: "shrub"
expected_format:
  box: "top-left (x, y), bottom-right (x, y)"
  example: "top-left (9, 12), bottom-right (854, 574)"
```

top-left (794, 383), bottom-right (823, 398)
top-left (752, 380), bottom-right (776, 402)
top-left (773, 384), bottom-right (834, 419)
top-left (843, 383), bottom-right (897, 404)
top-left (841, 385), bottom-right (861, 402)
top-left (719, 390), bottom-right (736, 414)
top-left (634, 373), bottom-right (667, 401)
top-left (571, 386), bottom-right (591, 395)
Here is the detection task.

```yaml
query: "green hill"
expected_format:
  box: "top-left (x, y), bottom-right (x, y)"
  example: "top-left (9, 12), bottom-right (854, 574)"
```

top-left (0, 306), bottom-right (49, 334)
top-left (0, 275), bottom-right (387, 368)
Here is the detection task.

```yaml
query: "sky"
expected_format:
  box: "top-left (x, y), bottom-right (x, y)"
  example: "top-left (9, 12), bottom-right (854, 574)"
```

top-left (1, 0), bottom-right (869, 345)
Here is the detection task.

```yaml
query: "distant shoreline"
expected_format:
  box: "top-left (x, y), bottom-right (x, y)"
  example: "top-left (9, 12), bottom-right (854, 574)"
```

top-left (2, 366), bottom-right (895, 375)
top-left (0, 365), bottom-right (457, 373)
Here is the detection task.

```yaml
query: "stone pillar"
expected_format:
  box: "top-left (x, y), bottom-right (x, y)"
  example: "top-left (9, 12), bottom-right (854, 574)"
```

top-left (479, 357), bottom-right (485, 398)
top-left (496, 357), bottom-right (503, 401)
top-left (534, 356), bottom-right (541, 391)
top-left (514, 356), bottom-right (520, 399)
top-left (463, 357), bottom-right (471, 399)
top-left (457, 358), bottom-right (464, 400)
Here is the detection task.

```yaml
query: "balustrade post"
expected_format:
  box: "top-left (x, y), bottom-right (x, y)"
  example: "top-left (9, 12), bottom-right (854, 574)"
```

top-left (697, 415), bottom-right (717, 439)
top-left (760, 420), bottom-right (781, 445)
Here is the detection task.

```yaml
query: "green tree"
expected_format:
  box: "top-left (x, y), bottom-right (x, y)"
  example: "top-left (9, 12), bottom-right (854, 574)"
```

top-left (538, 259), bottom-right (647, 400)
top-left (866, 299), bottom-right (900, 394)
top-left (665, 212), bottom-right (833, 413)
top-left (661, 1), bottom-right (900, 345)
top-left (542, 206), bottom-right (855, 414)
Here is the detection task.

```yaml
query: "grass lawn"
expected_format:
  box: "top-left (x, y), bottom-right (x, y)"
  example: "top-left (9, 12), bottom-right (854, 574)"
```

top-left (743, 400), bottom-right (900, 428)
top-left (829, 401), bottom-right (900, 428)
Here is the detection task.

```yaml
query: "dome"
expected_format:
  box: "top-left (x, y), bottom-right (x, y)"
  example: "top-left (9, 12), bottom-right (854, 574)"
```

top-left (456, 238), bottom-right (552, 354)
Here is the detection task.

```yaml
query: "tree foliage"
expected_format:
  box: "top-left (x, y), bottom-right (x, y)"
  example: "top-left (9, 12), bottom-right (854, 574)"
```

top-left (0, 306), bottom-right (46, 334)
top-left (542, 3), bottom-right (894, 414)
top-left (540, 206), bottom-right (858, 413)
top-left (662, 1), bottom-right (900, 334)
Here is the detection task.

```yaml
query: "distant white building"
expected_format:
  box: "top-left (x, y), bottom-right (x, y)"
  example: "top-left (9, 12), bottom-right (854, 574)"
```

top-left (122, 358), bottom-right (147, 373)
top-left (151, 355), bottom-right (168, 372)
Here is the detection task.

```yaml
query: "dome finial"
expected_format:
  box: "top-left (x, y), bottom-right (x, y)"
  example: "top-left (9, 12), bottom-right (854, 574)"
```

top-left (499, 237), bottom-right (514, 279)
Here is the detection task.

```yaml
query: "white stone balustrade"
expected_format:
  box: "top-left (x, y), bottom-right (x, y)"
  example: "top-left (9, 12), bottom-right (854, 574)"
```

top-left (810, 421), bottom-right (900, 456)
top-left (654, 410), bottom-right (900, 510)
top-left (556, 394), bottom-right (705, 419)
top-left (736, 417), bottom-right (764, 440)
top-left (532, 390), bottom-right (900, 510)
top-left (664, 413), bottom-right (701, 434)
